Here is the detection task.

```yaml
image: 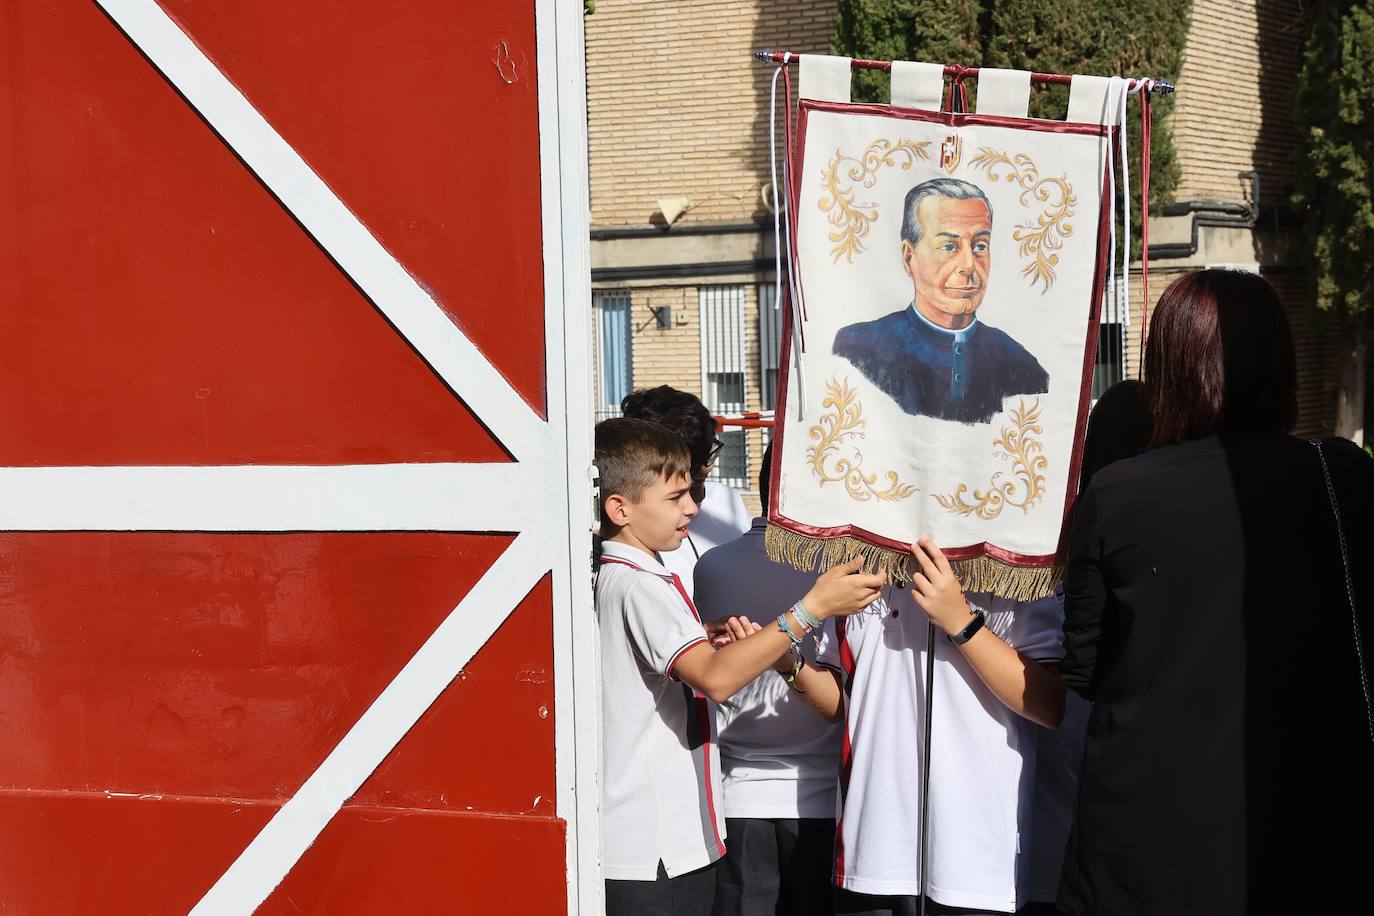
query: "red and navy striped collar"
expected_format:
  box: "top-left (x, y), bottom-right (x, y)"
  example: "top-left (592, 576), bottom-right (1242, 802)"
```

top-left (599, 539), bottom-right (702, 623)
top-left (599, 539), bottom-right (673, 579)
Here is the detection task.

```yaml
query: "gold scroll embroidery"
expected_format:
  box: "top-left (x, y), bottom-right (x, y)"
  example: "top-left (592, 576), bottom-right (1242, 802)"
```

top-left (807, 376), bottom-right (919, 502)
top-left (819, 139), bottom-right (931, 263)
top-left (967, 149), bottom-right (1076, 291)
top-left (933, 398), bottom-right (1048, 519)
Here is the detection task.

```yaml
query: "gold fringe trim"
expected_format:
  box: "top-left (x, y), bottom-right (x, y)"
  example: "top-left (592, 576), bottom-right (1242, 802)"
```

top-left (765, 524), bottom-right (915, 584)
top-left (949, 556), bottom-right (1063, 603)
top-left (765, 524), bottom-right (1062, 601)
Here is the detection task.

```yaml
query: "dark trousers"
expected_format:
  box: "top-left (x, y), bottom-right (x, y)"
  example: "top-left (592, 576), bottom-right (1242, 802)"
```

top-left (833, 888), bottom-right (1060, 916)
top-left (606, 859), bottom-right (718, 916)
top-left (713, 817), bottom-right (835, 916)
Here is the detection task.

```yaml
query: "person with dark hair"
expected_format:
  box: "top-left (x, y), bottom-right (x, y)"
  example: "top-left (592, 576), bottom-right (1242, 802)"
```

top-left (1076, 379), bottom-right (1152, 491)
top-left (693, 444), bottom-right (844, 916)
top-left (622, 386), bottom-right (752, 596)
top-left (832, 178), bottom-right (1048, 425)
top-left (1057, 270), bottom-right (1374, 914)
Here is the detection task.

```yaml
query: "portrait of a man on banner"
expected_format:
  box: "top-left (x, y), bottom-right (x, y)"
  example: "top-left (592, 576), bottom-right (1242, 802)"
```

top-left (833, 178), bottom-right (1049, 425)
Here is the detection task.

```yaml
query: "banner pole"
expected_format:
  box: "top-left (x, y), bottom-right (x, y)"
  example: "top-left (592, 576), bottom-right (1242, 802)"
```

top-left (918, 620), bottom-right (937, 916)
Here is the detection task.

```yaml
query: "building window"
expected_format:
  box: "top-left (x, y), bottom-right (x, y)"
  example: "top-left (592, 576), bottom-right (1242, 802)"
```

top-left (595, 290), bottom-right (633, 420)
top-left (1092, 279), bottom-right (1126, 400)
top-left (699, 285), bottom-right (748, 488)
top-left (758, 281), bottom-right (784, 414)
top-left (1092, 322), bottom-right (1124, 400)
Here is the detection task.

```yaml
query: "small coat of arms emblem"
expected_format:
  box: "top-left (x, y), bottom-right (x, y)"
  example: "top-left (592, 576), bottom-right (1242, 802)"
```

top-left (939, 134), bottom-right (963, 174)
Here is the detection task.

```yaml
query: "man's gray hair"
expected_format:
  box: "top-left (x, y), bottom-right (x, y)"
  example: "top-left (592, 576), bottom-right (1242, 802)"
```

top-left (900, 178), bottom-right (992, 245)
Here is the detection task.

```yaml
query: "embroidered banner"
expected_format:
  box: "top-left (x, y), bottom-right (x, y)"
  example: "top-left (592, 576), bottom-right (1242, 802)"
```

top-left (767, 98), bottom-right (1112, 600)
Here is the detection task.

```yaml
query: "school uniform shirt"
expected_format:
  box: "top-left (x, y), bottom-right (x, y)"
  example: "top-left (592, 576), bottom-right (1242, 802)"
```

top-left (597, 539), bottom-right (728, 880)
top-left (660, 480), bottom-right (752, 598)
top-left (818, 588), bottom-right (1064, 912)
top-left (693, 518), bottom-right (843, 820)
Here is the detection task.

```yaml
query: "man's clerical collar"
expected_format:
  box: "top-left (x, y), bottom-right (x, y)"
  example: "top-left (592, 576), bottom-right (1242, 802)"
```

top-left (907, 302), bottom-right (978, 342)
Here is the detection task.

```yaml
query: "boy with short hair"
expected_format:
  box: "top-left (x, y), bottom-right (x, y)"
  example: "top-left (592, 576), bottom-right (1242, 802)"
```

top-left (595, 418), bottom-right (885, 915)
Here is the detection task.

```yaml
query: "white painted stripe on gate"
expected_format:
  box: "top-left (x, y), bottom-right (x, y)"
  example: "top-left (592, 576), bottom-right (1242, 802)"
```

top-left (94, 0), bottom-right (548, 464)
top-left (191, 531), bottom-right (548, 915)
top-left (0, 464), bottom-right (537, 532)
top-left (532, 0), bottom-right (601, 909)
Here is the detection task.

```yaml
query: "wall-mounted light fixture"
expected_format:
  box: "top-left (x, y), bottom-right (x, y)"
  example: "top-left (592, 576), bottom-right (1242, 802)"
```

top-left (656, 196), bottom-right (694, 226)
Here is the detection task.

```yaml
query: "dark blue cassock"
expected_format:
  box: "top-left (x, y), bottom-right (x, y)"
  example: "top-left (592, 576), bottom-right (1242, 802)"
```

top-left (832, 304), bottom-right (1049, 425)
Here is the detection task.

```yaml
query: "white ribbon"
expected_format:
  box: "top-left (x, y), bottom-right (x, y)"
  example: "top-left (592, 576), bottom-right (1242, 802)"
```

top-left (1102, 77), bottom-right (1154, 329)
top-left (770, 54), bottom-right (807, 418)
top-left (1101, 77), bottom-right (1121, 328)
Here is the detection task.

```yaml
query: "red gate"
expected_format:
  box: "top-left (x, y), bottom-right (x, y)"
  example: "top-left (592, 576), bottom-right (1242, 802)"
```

top-left (0, 1), bottom-right (595, 912)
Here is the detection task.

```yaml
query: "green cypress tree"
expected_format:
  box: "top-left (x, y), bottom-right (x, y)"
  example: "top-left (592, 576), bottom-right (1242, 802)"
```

top-left (1086, 1), bottom-right (1190, 234)
top-left (831, 0), bottom-right (983, 103)
top-left (1294, 0), bottom-right (1374, 439)
top-left (982, 0), bottom-right (1098, 120)
top-left (1296, 0), bottom-right (1374, 316)
top-left (831, 0), bottom-right (1191, 246)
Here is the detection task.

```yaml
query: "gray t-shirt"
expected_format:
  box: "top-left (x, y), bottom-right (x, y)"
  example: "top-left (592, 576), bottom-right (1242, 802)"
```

top-left (693, 518), bottom-right (842, 819)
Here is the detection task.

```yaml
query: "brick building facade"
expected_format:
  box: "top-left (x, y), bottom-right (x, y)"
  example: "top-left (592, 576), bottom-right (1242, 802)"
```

top-left (586, 0), bottom-right (1339, 512)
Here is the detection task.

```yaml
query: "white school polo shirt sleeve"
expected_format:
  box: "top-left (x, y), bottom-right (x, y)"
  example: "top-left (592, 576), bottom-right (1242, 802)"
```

top-left (623, 576), bottom-right (709, 678)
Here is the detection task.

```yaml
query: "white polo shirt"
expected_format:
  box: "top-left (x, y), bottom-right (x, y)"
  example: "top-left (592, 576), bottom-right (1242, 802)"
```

top-left (660, 479), bottom-right (752, 598)
top-left (818, 588), bottom-right (1063, 912)
top-left (596, 539), bottom-right (727, 880)
top-left (693, 518), bottom-right (843, 820)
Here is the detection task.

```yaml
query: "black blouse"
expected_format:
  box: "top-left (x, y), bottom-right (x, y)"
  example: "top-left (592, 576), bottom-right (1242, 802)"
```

top-left (1059, 432), bottom-right (1374, 915)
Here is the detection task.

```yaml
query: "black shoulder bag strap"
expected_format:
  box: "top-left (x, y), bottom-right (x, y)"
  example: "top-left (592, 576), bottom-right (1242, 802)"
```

top-left (1312, 438), bottom-right (1374, 744)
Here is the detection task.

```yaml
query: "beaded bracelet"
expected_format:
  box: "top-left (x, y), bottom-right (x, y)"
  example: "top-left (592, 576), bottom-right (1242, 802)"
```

top-left (787, 601), bottom-right (825, 652)
top-left (775, 613), bottom-right (804, 647)
top-left (781, 647), bottom-right (806, 692)
top-left (791, 600), bottom-right (822, 631)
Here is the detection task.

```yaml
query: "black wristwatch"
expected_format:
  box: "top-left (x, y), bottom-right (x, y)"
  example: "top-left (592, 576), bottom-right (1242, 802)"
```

top-left (948, 604), bottom-right (986, 645)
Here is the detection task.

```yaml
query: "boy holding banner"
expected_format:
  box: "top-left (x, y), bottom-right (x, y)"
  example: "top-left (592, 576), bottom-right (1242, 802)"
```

top-left (760, 538), bottom-right (1065, 915)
